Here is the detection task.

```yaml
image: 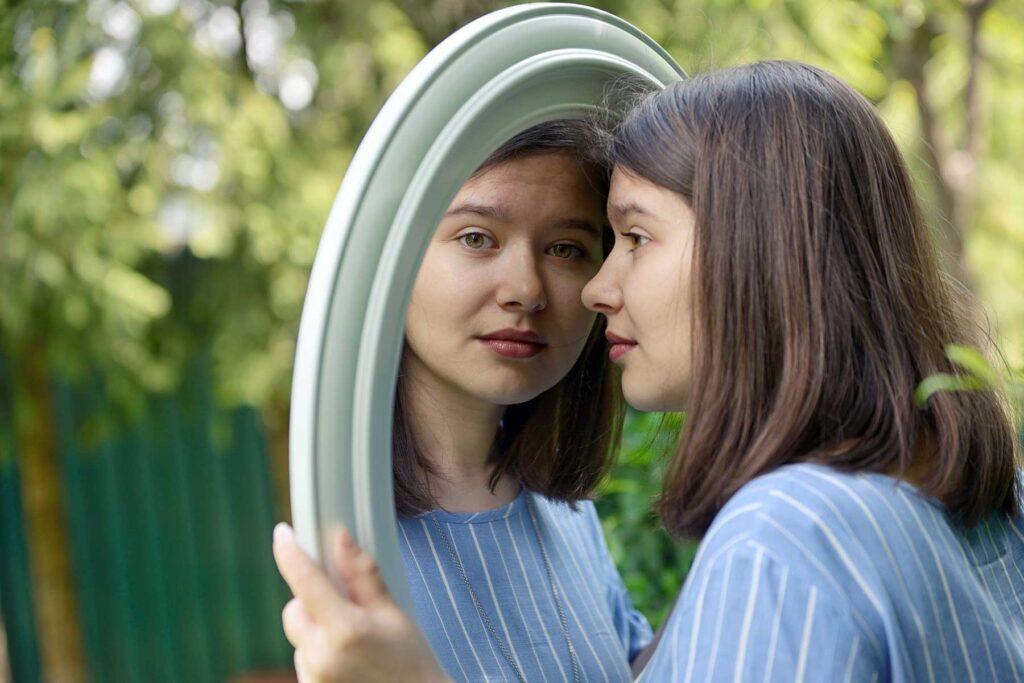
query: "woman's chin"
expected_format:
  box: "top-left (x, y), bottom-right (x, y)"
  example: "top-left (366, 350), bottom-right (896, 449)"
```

top-left (477, 381), bottom-right (554, 408)
top-left (622, 379), bottom-right (689, 414)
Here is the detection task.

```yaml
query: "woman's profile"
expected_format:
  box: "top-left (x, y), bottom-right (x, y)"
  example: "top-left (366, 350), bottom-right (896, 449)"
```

top-left (585, 60), bottom-right (1023, 681)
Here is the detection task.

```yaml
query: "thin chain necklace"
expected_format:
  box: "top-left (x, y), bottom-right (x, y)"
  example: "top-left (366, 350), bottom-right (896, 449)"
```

top-left (430, 494), bottom-right (581, 683)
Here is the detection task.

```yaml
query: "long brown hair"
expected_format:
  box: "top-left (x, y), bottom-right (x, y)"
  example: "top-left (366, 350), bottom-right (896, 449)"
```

top-left (393, 120), bottom-right (625, 516)
top-left (609, 61), bottom-right (1020, 538)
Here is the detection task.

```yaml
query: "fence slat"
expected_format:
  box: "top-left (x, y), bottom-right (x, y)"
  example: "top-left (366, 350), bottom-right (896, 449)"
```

top-left (156, 395), bottom-right (216, 682)
top-left (134, 408), bottom-right (182, 682)
top-left (0, 353), bottom-right (41, 683)
top-left (52, 378), bottom-right (106, 683)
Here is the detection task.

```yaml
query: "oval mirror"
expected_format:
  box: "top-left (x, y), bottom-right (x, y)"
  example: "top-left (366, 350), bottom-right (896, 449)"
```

top-left (289, 2), bottom-right (685, 614)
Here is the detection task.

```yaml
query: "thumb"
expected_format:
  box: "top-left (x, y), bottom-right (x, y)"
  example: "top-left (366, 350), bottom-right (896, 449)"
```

top-left (331, 528), bottom-right (393, 608)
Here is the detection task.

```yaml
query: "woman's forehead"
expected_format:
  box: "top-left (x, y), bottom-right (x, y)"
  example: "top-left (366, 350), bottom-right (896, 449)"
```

top-left (442, 166), bottom-right (602, 236)
top-left (446, 155), bottom-right (602, 219)
top-left (607, 170), bottom-right (660, 214)
top-left (466, 152), bottom-right (591, 190)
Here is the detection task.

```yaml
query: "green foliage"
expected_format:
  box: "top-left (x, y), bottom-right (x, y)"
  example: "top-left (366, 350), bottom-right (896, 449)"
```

top-left (597, 410), bottom-right (696, 628)
top-left (0, 0), bottom-right (431, 410)
top-left (3, 0), bottom-right (1022, 405)
top-left (916, 343), bottom-right (1024, 410)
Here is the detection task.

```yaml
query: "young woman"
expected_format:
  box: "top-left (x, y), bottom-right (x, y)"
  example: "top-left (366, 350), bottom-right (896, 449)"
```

top-left (278, 121), bottom-right (652, 683)
top-left (584, 60), bottom-right (1023, 681)
top-left (273, 62), bottom-right (1024, 681)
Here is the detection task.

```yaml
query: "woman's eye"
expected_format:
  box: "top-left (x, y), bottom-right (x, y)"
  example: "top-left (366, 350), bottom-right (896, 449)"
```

top-left (548, 243), bottom-right (585, 259)
top-left (621, 231), bottom-right (651, 251)
top-left (458, 232), bottom-right (495, 249)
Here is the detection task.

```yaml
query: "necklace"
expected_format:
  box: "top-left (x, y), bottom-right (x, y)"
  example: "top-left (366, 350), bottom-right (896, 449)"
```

top-left (430, 494), bottom-right (581, 683)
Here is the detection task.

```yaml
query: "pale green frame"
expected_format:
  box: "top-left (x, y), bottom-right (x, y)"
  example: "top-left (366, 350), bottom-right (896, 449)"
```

top-left (289, 3), bottom-right (684, 614)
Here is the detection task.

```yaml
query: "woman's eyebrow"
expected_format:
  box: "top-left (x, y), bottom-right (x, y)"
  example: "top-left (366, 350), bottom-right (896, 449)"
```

top-left (444, 201), bottom-right (600, 236)
top-left (443, 201), bottom-right (511, 221)
top-left (607, 200), bottom-right (655, 225)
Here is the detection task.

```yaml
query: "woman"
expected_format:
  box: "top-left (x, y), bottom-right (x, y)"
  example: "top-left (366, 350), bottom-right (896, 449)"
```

top-left (274, 62), bottom-right (1024, 681)
top-left (584, 60), bottom-right (1023, 681)
top-left (278, 120), bottom-right (652, 683)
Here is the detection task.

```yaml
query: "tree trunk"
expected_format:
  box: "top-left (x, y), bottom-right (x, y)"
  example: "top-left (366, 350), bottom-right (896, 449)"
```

top-left (16, 344), bottom-right (87, 682)
top-left (0, 610), bottom-right (11, 683)
top-left (898, 0), bottom-right (992, 289)
top-left (263, 398), bottom-right (292, 524)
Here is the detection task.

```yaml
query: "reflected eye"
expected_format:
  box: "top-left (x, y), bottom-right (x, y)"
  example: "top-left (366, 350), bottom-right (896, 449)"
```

top-left (548, 243), bottom-right (585, 260)
top-left (458, 232), bottom-right (496, 249)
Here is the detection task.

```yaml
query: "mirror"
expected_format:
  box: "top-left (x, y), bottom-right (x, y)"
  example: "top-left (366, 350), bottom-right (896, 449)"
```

top-left (288, 2), bottom-right (684, 617)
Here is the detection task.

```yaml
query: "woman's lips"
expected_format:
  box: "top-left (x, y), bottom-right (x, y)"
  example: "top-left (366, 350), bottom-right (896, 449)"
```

top-left (606, 331), bottom-right (637, 362)
top-left (478, 329), bottom-right (547, 359)
top-left (608, 342), bottom-right (637, 362)
top-left (479, 339), bottom-right (546, 359)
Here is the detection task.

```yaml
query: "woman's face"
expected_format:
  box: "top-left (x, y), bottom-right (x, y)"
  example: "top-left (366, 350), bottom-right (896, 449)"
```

top-left (582, 167), bottom-right (697, 412)
top-left (405, 152), bottom-right (604, 407)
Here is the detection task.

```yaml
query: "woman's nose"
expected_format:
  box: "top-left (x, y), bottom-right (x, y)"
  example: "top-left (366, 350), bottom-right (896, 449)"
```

top-left (582, 258), bottom-right (623, 314)
top-left (496, 251), bottom-right (547, 313)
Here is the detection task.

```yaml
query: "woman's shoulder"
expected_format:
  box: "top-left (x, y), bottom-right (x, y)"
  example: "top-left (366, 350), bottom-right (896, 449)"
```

top-left (527, 489), bottom-right (600, 527)
top-left (721, 462), bottom-right (926, 522)
top-left (526, 491), bottom-right (607, 546)
top-left (702, 463), bottom-right (939, 576)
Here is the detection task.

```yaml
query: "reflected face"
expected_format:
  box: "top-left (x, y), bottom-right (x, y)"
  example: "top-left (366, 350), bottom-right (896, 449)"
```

top-left (405, 153), bottom-right (604, 407)
top-left (582, 168), bottom-right (696, 412)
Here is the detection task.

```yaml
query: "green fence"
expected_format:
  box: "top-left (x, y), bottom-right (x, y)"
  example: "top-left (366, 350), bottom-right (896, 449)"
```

top-left (0, 354), bottom-right (293, 682)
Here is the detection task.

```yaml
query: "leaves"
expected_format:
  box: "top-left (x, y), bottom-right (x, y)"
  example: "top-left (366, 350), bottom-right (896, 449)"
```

top-left (597, 409), bottom-right (692, 628)
top-left (916, 343), bottom-right (1024, 410)
top-left (914, 372), bottom-right (985, 407)
top-left (946, 343), bottom-right (999, 383)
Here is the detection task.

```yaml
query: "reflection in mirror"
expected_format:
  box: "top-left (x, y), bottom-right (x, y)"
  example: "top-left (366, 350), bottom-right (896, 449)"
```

top-left (390, 120), bottom-right (652, 682)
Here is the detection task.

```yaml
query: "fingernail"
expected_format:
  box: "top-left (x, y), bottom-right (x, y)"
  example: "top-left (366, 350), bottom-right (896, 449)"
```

top-left (273, 522), bottom-right (293, 546)
top-left (338, 527), bottom-right (354, 548)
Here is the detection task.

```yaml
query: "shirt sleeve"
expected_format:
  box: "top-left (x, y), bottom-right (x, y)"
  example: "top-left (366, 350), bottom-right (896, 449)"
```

top-left (639, 538), bottom-right (882, 682)
top-left (582, 503), bottom-right (655, 663)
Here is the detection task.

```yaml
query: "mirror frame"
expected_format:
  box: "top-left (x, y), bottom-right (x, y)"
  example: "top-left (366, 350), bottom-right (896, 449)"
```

top-left (289, 2), bottom-right (685, 614)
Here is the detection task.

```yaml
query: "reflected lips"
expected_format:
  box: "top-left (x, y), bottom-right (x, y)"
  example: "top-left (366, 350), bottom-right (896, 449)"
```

top-left (478, 329), bottom-right (547, 359)
top-left (606, 331), bottom-right (637, 362)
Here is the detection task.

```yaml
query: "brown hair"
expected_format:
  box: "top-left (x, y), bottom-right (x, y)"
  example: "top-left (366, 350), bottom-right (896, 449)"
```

top-left (609, 61), bottom-right (1020, 538)
top-left (393, 120), bottom-right (624, 516)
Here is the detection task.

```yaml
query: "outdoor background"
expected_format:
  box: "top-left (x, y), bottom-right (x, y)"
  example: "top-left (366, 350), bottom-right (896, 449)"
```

top-left (1, 0), bottom-right (1022, 681)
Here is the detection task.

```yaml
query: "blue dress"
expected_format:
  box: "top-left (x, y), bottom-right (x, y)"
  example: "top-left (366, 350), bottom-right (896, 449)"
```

top-left (399, 488), bottom-right (653, 682)
top-left (638, 463), bottom-right (1024, 682)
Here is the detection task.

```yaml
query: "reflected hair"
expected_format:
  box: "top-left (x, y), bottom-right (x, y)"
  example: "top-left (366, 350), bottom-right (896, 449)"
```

top-left (608, 61), bottom-right (1020, 538)
top-left (393, 119), bottom-right (624, 516)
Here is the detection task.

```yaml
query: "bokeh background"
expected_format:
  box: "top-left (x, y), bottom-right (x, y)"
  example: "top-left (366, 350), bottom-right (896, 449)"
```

top-left (1, 0), bottom-right (1022, 681)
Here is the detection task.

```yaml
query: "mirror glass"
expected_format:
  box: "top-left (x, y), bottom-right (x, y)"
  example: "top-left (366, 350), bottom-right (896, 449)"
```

top-left (393, 118), bottom-right (654, 680)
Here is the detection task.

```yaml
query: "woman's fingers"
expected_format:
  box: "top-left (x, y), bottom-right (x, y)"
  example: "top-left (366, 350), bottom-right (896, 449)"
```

top-left (331, 527), bottom-right (391, 608)
top-left (281, 597), bottom-right (317, 649)
top-left (294, 645), bottom-right (309, 683)
top-left (273, 522), bottom-right (357, 627)
top-left (273, 523), bottom-right (453, 682)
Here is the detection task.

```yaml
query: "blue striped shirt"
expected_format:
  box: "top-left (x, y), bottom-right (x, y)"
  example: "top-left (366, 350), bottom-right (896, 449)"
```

top-left (639, 463), bottom-right (1024, 682)
top-left (398, 488), bottom-right (653, 682)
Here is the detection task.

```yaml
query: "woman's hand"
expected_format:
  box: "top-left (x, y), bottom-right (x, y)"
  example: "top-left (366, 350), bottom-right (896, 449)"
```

top-left (272, 522), bottom-right (451, 683)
